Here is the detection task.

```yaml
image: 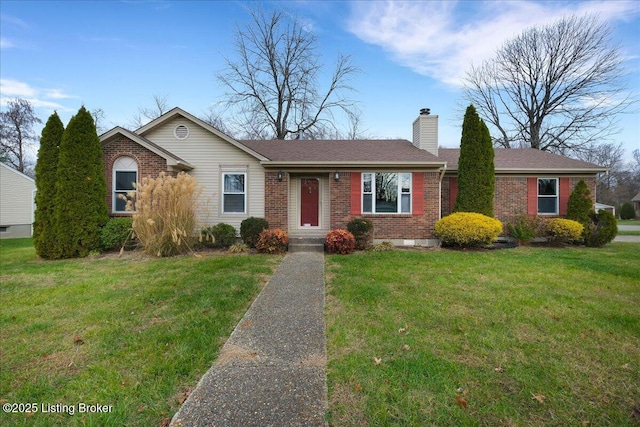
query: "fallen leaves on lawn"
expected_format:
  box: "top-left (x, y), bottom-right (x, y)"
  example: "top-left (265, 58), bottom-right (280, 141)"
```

top-left (373, 357), bottom-right (382, 365)
top-left (398, 324), bottom-right (408, 334)
top-left (494, 366), bottom-right (504, 373)
top-left (73, 336), bottom-right (84, 345)
top-left (160, 418), bottom-right (171, 427)
top-left (178, 389), bottom-right (192, 404)
top-left (455, 395), bottom-right (468, 409)
top-left (402, 344), bottom-right (410, 351)
top-left (354, 383), bottom-right (363, 392)
top-left (531, 393), bottom-right (546, 404)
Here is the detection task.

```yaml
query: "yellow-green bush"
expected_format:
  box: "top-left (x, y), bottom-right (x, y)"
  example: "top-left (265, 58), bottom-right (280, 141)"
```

top-left (543, 218), bottom-right (584, 244)
top-left (434, 212), bottom-right (503, 247)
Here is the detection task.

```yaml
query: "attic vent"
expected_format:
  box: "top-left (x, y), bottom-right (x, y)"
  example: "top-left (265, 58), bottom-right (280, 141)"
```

top-left (174, 125), bottom-right (189, 140)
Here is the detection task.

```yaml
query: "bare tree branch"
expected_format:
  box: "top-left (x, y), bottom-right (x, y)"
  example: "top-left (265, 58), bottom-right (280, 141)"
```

top-left (464, 15), bottom-right (633, 155)
top-left (217, 7), bottom-right (360, 140)
top-left (0, 98), bottom-right (41, 174)
top-left (128, 94), bottom-right (170, 129)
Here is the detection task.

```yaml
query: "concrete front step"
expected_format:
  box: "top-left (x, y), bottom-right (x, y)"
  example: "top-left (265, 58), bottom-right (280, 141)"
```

top-left (289, 237), bottom-right (325, 253)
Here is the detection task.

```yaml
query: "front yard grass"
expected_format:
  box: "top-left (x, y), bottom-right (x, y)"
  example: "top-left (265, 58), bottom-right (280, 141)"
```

top-left (0, 238), bottom-right (281, 426)
top-left (326, 244), bottom-right (640, 426)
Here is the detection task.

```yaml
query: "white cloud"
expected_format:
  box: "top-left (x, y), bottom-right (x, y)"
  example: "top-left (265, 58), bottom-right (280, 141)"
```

top-left (347, 0), bottom-right (640, 86)
top-left (0, 79), bottom-right (74, 111)
top-left (0, 37), bottom-right (15, 49)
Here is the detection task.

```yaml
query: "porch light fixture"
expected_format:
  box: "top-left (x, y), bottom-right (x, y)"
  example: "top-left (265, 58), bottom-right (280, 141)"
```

top-left (334, 171), bottom-right (340, 181)
top-left (277, 170), bottom-right (284, 182)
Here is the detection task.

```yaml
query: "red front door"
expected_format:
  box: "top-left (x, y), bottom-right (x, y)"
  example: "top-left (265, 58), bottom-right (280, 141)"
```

top-left (300, 178), bottom-right (319, 227)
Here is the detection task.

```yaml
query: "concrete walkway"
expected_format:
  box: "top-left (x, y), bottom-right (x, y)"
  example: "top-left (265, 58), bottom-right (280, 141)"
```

top-left (170, 252), bottom-right (327, 427)
top-left (615, 224), bottom-right (640, 243)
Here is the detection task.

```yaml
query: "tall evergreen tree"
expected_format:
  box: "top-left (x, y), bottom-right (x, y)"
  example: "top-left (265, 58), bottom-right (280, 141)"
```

top-left (33, 112), bottom-right (64, 258)
top-left (454, 104), bottom-right (495, 216)
top-left (566, 179), bottom-right (593, 226)
top-left (53, 107), bottom-right (108, 258)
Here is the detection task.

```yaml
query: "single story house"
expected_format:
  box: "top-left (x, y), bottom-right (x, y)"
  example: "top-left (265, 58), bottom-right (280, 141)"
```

top-left (0, 162), bottom-right (36, 239)
top-left (632, 192), bottom-right (640, 218)
top-left (100, 107), bottom-right (607, 245)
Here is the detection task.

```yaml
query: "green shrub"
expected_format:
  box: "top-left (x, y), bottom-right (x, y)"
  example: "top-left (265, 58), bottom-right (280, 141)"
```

top-left (255, 229), bottom-right (288, 254)
top-left (228, 243), bottom-right (250, 254)
top-left (584, 209), bottom-right (618, 247)
top-left (566, 179), bottom-right (593, 226)
top-left (367, 241), bottom-right (395, 252)
top-left (240, 217), bottom-right (269, 248)
top-left (620, 202), bottom-right (635, 220)
top-left (101, 217), bottom-right (134, 251)
top-left (205, 223), bottom-right (237, 247)
top-left (507, 214), bottom-right (543, 244)
top-left (347, 218), bottom-right (374, 250)
top-left (434, 212), bottom-right (503, 248)
top-left (326, 229), bottom-right (356, 254)
top-left (543, 218), bottom-right (584, 244)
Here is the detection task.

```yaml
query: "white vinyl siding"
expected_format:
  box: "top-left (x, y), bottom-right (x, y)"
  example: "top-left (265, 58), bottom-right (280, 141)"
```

top-left (141, 117), bottom-right (265, 230)
top-left (0, 164), bottom-right (36, 229)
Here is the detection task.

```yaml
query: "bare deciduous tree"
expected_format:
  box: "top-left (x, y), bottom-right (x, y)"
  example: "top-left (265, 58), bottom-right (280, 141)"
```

top-left (218, 8), bottom-right (359, 140)
top-left (0, 98), bottom-right (41, 174)
top-left (464, 15), bottom-right (632, 154)
top-left (129, 94), bottom-right (169, 129)
top-left (91, 108), bottom-right (107, 135)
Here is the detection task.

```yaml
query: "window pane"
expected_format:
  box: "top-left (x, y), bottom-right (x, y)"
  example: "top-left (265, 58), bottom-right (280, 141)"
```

top-left (363, 194), bottom-right (372, 213)
top-left (115, 171), bottom-right (137, 191)
top-left (115, 192), bottom-right (130, 212)
top-left (224, 194), bottom-right (244, 213)
top-left (401, 173), bottom-right (411, 193)
top-left (538, 179), bottom-right (557, 196)
top-left (363, 173), bottom-right (372, 193)
top-left (224, 174), bottom-right (245, 193)
top-left (401, 194), bottom-right (411, 213)
top-left (538, 197), bottom-right (557, 214)
top-left (375, 173), bottom-right (398, 213)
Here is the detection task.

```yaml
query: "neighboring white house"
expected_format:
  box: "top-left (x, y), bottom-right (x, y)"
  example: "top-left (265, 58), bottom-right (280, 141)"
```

top-left (0, 163), bottom-right (36, 239)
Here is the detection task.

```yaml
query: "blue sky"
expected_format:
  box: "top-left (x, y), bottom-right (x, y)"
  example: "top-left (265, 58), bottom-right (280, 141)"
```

top-left (1, 0), bottom-right (639, 161)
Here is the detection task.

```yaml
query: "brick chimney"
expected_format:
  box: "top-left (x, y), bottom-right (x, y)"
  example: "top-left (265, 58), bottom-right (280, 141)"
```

top-left (412, 108), bottom-right (438, 156)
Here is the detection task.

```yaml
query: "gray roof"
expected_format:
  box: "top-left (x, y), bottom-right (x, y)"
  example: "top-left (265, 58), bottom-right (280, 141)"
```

top-left (438, 148), bottom-right (606, 172)
top-left (631, 192), bottom-right (640, 202)
top-left (238, 139), bottom-right (443, 166)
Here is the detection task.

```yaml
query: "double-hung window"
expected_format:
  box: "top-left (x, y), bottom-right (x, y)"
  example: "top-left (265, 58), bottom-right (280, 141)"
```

top-left (538, 178), bottom-right (558, 214)
top-left (113, 156), bottom-right (137, 213)
top-left (362, 172), bottom-right (411, 214)
top-left (222, 172), bottom-right (246, 214)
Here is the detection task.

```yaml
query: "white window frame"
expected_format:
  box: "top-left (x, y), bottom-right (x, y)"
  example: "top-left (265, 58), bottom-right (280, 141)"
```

top-left (222, 172), bottom-right (247, 214)
top-left (112, 157), bottom-right (138, 213)
top-left (537, 178), bottom-right (558, 215)
top-left (361, 172), bottom-right (412, 214)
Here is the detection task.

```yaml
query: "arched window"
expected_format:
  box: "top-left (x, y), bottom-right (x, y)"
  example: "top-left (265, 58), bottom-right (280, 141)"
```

top-left (113, 156), bottom-right (138, 213)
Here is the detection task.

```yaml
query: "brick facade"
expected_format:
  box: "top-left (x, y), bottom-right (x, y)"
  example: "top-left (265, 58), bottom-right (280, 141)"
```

top-left (264, 171), bottom-right (288, 230)
top-left (330, 171), bottom-right (441, 239)
top-left (102, 136), bottom-right (169, 216)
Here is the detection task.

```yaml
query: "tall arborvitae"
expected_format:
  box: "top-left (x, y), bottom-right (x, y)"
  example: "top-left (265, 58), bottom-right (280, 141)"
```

top-left (53, 107), bottom-right (108, 258)
top-left (33, 112), bottom-right (64, 258)
top-left (454, 104), bottom-right (495, 216)
top-left (566, 179), bottom-right (593, 226)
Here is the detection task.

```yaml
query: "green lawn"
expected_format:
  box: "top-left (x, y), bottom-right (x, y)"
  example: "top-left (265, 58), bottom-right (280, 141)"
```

top-left (326, 244), bottom-right (640, 426)
top-left (0, 239), bottom-right (281, 427)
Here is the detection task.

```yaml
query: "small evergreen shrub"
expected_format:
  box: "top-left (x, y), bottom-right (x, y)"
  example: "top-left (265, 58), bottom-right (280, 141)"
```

top-left (209, 223), bottom-right (237, 247)
top-left (131, 172), bottom-right (202, 257)
top-left (101, 217), bottom-right (134, 251)
top-left (255, 229), bottom-right (288, 254)
top-left (434, 212), bottom-right (502, 248)
top-left (620, 202), bottom-right (635, 220)
top-left (367, 241), bottom-right (395, 252)
top-left (584, 209), bottom-right (618, 247)
top-left (566, 179), bottom-right (593, 227)
top-left (326, 229), bottom-right (356, 254)
top-left (543, 218), bottom-right (584, 244)
top-left (241, 217), bottom-right (269, 248)
top-left (228, 243), bottom-right (250, 254)
top-left (507, 214), bottom-right (543, 245)
top-left (347, 218), bottom-right (374, 250)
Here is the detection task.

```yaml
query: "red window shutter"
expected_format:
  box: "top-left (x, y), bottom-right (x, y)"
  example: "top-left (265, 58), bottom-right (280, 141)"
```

top-left (350, 172), bottom-right (361, 215)
top-left (559, 177), bottom-right (570, 216)
top-left (527, 177), bottom-right (538, 215)
top-left (449, 177), bottom-right (458, 213)
top-left (412, 173), bottom-right (424, 215)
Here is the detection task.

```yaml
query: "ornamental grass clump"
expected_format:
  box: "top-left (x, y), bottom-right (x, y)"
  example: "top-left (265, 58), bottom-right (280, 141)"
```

top-left (129, 172), bottom-right (202, 257)
top-left (255, 229), bottom-right (288, 254)
top-left (543, 218), bottom-right (584, 244)
top-left (434, 212), bottom-right (503, 248)
top-left (326, 229), bottom-right (356, 254)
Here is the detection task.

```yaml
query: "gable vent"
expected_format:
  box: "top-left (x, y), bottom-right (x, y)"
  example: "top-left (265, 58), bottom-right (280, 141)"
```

top-left (174, 125), bottom-right (190, 140)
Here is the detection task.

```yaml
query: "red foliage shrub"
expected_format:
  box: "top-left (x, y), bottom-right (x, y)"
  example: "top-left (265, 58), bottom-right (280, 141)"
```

top-left (326, 229), bottom-right (356, 254)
